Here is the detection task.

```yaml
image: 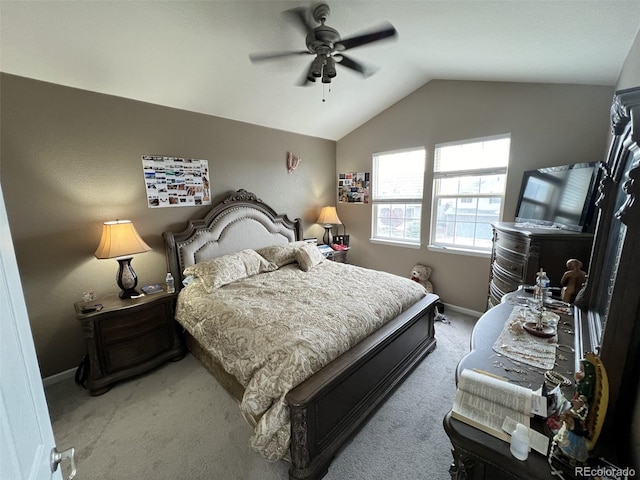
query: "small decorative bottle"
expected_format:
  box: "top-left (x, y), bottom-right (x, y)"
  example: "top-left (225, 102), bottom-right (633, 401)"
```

top-left (510, 423), bottom-right (530, 461)
top-left (165, 272), bottom-right (175, 294)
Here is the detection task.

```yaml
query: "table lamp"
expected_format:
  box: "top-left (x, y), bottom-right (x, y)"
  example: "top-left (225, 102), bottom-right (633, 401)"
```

top-left (316, 206), bottom-right (342, 245)
top-left (95, 220), bottom-right (151, 298)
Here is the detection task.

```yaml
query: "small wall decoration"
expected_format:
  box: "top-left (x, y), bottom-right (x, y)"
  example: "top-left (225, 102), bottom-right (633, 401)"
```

top-left (338, 172), bottom-right (370, 203)
top-left (287, 152), bottom-right (302, 174)
top-left (142, 155), bottom-right (211, 208)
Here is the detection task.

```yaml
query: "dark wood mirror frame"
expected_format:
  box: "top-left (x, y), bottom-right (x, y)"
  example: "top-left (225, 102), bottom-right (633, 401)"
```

top-left (576, 86), bottom-right (640, 467)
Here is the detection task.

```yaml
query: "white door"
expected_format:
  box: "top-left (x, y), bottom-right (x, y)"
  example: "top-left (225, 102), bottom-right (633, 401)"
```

top-left (0, 183), bottom-right (72, 480)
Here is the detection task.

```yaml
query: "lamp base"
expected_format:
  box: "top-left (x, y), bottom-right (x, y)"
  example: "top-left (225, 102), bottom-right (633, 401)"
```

top-left (322, 225), bottom-right (334, 245)
top-left (119, 288), bottom-right (141, 299)
top-left (116, 256), bottom-right (140, 299)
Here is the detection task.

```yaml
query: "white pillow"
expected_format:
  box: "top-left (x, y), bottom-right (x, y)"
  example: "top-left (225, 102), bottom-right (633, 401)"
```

top-left (183, 249), bottom-right (276, 292)
top-left (256, 241), bottom-right (307, 267)
top-left (295, 243), bottom-right (325, 272)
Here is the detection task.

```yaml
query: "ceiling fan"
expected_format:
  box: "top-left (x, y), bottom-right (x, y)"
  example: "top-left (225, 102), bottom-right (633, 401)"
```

top-left (249, 3), bottom-right (397, 86)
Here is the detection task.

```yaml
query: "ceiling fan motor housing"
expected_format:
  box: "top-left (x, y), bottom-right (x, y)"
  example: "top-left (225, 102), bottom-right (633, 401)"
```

top-left (306, 3), bottom-right (340, 54)
top-left (249, 2), bottom-right (396, 86)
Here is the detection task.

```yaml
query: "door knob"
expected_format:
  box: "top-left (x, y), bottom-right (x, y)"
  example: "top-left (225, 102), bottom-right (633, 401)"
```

top-left (50, 446), bottom-right (77, 480)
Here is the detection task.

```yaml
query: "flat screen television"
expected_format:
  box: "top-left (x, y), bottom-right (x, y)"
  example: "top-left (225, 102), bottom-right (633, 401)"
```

top-left (514, 162), bottom-right (600, 232)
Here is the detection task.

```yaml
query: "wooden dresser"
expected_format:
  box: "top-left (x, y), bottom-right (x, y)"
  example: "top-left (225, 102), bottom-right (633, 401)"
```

top-left (446, 87), bottom-right (640, 478)
top-left (487, 222), bottom-right (593, 309)
top-left (443, 302), bottom-right (577, 480)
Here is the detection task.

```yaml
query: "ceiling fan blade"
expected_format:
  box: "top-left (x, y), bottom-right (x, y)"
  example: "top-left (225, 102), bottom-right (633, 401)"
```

top-left (283, 6), bottom-right (315, 37)
top-left (335, 22), bottom-right (397, 51)
top-left (249, 50), bottom-right (310, 63)
top-left (335, 54), bottom-right (377, 78)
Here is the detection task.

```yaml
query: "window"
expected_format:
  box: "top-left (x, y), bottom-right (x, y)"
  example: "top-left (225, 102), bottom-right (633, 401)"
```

top-left (371, 148), bottom-right (426, 246)
top-left (431, 135), bottom-right (510, 252)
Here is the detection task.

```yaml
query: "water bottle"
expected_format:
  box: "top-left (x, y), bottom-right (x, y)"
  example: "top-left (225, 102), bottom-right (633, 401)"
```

top-left (534, 268), bottom-right (550, 305)
top-left (165, 272), bottom-right (175, 294)
top-left (510, 423), bottom-right (530, 460)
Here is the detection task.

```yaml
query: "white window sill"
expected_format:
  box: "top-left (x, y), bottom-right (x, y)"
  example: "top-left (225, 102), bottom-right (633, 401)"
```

top-left (427, 244), bottom-right (491, 258)
top-left (370, 238), bottom-right (421, 249)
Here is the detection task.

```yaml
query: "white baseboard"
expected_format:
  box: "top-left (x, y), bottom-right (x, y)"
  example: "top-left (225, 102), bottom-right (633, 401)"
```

top-left (442, 302), bottom-right (483, 319)
top-left (43, 367), bottom-right (76, 387)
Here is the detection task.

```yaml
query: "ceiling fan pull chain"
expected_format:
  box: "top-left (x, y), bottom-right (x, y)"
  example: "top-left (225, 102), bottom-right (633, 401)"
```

top-left (322, 83), bottom-right (331, 102)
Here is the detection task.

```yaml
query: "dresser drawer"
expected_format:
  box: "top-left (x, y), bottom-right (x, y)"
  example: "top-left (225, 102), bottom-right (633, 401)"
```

top-left (491, 264), bottom-right (520, 294)
top-left (494, 248), bottom-right (525, 279)
top-left (100, 304), bottom-right (167, 343)
top-left (494, 229), bottom-right (529, 255)
top-left (104, 327), bottom-right (171, 373)
top-left (488, 281), bottom-right (506, 307)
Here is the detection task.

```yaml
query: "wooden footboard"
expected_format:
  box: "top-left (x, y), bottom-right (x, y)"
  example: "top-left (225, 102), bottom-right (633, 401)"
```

top-left (183, 293), bottom-right (437, 479)
top-left (286, 293), bottom-right (438, 480)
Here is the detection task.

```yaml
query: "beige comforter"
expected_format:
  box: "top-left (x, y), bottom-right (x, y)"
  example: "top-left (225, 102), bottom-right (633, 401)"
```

top-left (175, 260), bottom-right (427, 461)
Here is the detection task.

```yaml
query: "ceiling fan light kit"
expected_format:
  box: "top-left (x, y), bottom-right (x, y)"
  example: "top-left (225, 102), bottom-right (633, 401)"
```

top-left (249, 3), bottom-right (397, 88)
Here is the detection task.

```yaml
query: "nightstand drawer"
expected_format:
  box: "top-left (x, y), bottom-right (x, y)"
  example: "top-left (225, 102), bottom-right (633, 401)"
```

top-left (326, 249), bottom-right (348, 263)
top-left (75, 291), bottom-right (184, 395)
top-left (100, 304), bottom-right (167, 343)
top-left (104, 327), bottom-right (171, 373)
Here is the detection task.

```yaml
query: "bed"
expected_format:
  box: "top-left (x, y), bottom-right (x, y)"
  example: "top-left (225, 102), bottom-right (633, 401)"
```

top-left (163, 189), bottom-right (438, 480)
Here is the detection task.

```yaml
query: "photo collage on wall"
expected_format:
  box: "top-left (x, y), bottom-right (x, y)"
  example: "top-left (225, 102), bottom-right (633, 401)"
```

top-left (338, 172), bottom-right (370, 204)
top-left (142, 155), bottom-right (211, 208)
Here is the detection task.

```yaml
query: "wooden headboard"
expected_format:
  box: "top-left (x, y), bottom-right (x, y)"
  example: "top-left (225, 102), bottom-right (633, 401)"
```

top-left (163, 189), bottom-right (302, 290)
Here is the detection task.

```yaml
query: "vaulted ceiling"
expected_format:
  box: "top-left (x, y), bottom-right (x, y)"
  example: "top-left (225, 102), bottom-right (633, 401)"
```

top-left (2, 1), bottom-right (639, 140)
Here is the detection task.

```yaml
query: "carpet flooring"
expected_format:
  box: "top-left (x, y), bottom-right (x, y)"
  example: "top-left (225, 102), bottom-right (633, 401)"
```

top-left (45, 310), bottom-right (476, 480)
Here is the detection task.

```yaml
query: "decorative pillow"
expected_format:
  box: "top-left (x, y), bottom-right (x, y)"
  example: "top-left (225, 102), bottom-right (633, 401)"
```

top-left (183, 249), bottom-right (277, 292)
top-left (256, 241), bottom-right (307, 268)
top-left (295, 243), bottom-right (325, 272)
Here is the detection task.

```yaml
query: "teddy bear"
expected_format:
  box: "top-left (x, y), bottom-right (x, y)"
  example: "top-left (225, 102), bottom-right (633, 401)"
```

top-left (410, 264), bottom-right (449, 323)
top-left (410, 264), bottom-right (433, 293)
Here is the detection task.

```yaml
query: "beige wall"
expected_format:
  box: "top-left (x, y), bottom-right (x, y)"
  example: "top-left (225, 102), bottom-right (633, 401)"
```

top-left (336, 80), bottom-right (613, 313)
top-left (2, 51), bottom-right (636, 377)
top-left (0, 74), bottom-right (335, 377)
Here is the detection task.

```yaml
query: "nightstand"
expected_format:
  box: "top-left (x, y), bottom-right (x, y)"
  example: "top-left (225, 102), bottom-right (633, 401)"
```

top-left (326, 248), bottom-right (348, 263)
top-left (74, 291), bottom-right (184, 395)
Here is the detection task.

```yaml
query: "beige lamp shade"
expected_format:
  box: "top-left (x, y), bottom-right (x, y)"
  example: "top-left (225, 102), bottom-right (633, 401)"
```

top-left (317, 206), bottom-right (342, 245)
top-left (316, 206), bottom-right (342, 226)
top-left (94, 220), bottom-right (151, 259)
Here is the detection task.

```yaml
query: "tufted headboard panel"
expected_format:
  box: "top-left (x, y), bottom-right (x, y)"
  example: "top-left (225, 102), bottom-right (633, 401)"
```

top-left (163, 189), bottom-right (302, 290)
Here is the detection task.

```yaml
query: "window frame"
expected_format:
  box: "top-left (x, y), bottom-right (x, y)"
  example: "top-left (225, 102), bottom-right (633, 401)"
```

top-left (429, 134), bottom-right (511, 254)
top-left (370, 147), bottom-right (426, 248)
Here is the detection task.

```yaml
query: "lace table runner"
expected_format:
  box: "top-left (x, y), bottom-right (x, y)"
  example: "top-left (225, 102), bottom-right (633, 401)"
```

top-left (492, 307), bottom-right (557, 370)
